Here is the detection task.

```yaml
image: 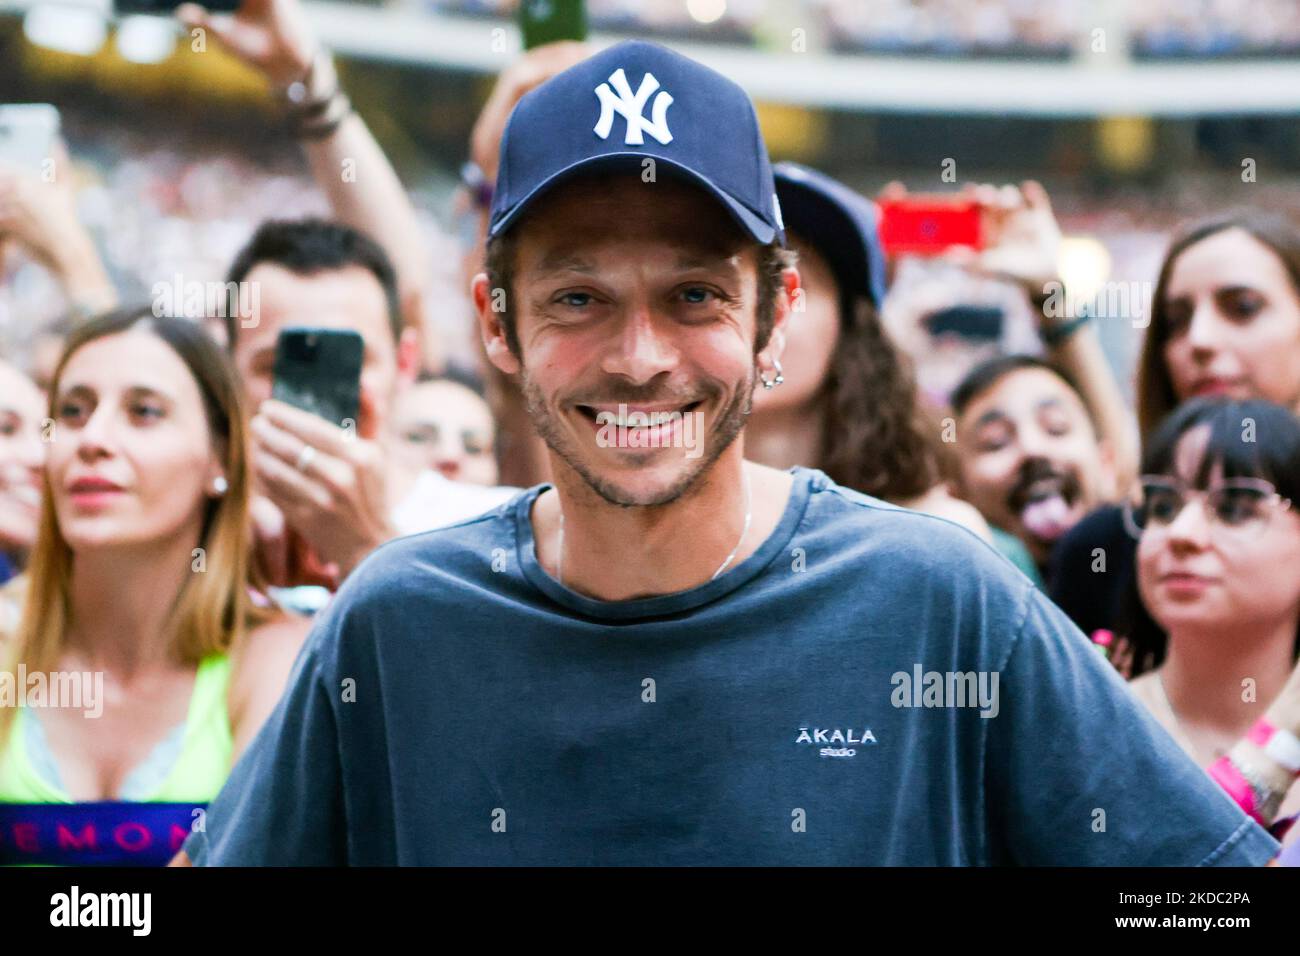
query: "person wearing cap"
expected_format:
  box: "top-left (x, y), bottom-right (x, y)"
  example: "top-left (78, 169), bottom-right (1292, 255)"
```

top-left (176, 41), bottom-right (1278, 866)
top-left (745, 162), bottom-right (989, 539)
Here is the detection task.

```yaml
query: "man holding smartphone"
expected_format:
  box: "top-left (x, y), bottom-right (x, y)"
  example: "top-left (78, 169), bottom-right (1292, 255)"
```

top-left (178, 41), bottom-right (1281, 865)
top-left (222, 219), bottom-right (514, 592)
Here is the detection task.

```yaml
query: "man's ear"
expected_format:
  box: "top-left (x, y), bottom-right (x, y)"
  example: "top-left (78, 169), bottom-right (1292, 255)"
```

top-left (758, 265), bottom-right (800, 369)
top-left (472, 271), bottom-right (522, 376)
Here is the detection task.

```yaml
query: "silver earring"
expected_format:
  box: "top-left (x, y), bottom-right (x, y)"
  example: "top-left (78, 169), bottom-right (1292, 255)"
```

top-left (212, 476), bottom-right (229, 495)
top-left (760, 358), bottom-right (785, 390)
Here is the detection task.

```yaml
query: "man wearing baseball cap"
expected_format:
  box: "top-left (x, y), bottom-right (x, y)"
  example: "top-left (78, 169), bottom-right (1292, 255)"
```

top-left (178, 40), bottom-right (1278, 866)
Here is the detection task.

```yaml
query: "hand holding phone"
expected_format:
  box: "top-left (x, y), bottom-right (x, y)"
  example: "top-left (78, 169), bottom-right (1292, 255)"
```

top-left (271, 327), bottom-right (363, 428)
top-left (878, 195), bottom-right (983, 258)
top-left (0, 115), bottom-right (111, 295)
top-left (251, 394), bottom-right (393, 582)
top-left (878, 181), bottom-right (1063, 296)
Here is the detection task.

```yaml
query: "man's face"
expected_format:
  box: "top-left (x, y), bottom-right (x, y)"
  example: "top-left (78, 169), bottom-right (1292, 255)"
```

top-left (481, 174), bottom-right (781, 507)
top-left (955, 367), bottom-right (1111, 564)
top-left (392, 379), bottom-right (499, 487)
top-left (234, 263), bottom-right (399, 438)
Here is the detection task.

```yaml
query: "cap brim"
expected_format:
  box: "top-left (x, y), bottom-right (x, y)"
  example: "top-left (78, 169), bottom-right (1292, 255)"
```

top-left (490, 153), bottom-right (778, 245)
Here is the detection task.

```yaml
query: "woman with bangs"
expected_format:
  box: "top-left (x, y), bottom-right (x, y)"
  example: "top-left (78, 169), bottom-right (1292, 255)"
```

top-left (1127, 398), bottom-right (1300, 831)
top-left (0, 307), bottom-right (309, 866)
top-left (1051, 212), bottom-right (1300, 642)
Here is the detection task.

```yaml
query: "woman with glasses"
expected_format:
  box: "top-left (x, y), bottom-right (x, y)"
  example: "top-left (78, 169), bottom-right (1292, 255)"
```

top-left (1126, 397), bottom-right (1300, 830)
top-left (1050, 212), bottom-right (1300, 643)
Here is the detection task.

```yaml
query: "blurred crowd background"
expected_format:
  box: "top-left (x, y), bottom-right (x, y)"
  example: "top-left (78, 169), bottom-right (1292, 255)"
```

top-left (3, 0), bottom-right (1300, 868)
top-left (4, 0), bottom-right (1300, 392)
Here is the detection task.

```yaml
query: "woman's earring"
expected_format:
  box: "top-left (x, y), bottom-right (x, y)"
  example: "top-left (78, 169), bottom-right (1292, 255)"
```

top-left (760, 358), bottom-right (785, 390)
top-left (212, 476), bottom-right (229, 496)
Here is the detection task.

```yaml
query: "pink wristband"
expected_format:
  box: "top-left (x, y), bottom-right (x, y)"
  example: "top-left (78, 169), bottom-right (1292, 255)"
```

top-left (1208, 756), bottom-right (1263, 824)
top-left (1246, 717), bottom-right (1300, 774)
top-left (1246, 718), bottom-right (1275, 748)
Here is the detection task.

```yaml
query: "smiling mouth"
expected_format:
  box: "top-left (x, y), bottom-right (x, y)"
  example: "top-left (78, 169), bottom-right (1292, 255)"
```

top-left (575, 401), bottom-right (704, 427)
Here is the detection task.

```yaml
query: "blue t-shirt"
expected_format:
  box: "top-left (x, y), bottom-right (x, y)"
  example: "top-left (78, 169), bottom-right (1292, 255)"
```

top-left (185, 468), bottom-right (1278, 866)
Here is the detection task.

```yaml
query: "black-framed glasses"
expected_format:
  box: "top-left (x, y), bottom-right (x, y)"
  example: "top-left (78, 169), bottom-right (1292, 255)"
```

top-left (1129, 474), bottom-right (1293, 535)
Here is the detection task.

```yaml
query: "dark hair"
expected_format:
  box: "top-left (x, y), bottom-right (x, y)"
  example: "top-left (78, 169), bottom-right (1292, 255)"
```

top-left (817, 294), bottom-right (944, 501)
top-left (951, 354), bottom-right (1094, 430)
top-left (1124, 397), bottom-right (1300, 676)
top-left (416, 362), bottom-right (487, 398)
top-left (224, 218), bottom-right (402, 350)
top-left (1137, 212), bottom-right (1300, 441)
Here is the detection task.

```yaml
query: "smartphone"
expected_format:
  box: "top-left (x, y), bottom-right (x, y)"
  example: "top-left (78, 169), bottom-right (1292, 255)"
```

top-left (878, 197), bottom-right (983, 257)
top-left (518, 0), bottom-right (587, 50)
top-left (271, 328), bottom-right (363, 429)
top-left (113, 0), bottom-right (241, 14)
top-left (0, 104), bottom-right (60, 176)
top-left (923, 304), bottom-right (1004, 343)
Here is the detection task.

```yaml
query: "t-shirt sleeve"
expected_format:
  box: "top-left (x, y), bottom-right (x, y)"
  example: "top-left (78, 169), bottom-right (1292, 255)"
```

top-left (183, 628), bottom-right (346, 866)
top-left (984, 588), bottom-right (1279, 866)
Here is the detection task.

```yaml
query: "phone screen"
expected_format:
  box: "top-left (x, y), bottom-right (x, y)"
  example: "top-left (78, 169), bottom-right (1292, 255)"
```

top-left (113, 0), bottom-right (241, 14)
top-left (924, 305), bottom-right (1005, 343)
top-left (0, 104), bottom-right (61, 176)
top-left (271, 328), bottom-right (364, 429)
top-left (518, 0), bottom-right (587, 50)
top-left (878, 199), bottom-right (983, 257)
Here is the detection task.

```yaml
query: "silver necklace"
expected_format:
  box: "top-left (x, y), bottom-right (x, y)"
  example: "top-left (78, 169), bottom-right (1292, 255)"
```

top-left (556, 470), bottom-right (753, 588)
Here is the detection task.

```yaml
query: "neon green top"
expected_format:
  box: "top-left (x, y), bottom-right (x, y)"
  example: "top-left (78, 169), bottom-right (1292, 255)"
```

top-left (0, 654), bottom-right (234, 804)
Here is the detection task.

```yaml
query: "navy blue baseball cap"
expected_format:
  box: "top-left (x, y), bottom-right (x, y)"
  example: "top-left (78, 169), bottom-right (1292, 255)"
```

top-left (773, 162), bottom-right (887, 310)
top-left (490, 40), bottom-right (784, 245)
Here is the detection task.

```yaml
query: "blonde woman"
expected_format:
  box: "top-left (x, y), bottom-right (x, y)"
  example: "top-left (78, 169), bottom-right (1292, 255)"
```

top-left (0, 308), bottom-right (309, 865)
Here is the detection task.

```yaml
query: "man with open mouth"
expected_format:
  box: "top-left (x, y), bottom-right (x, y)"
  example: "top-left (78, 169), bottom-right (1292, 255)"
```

top-left (177, 42), bottom-right (1277, 866)
top-left (950, 354), bottom-right (1118, 583)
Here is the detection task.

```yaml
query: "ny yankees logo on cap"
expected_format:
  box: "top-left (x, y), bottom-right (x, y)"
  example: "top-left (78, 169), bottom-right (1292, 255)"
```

top-left (489, 40), bottom-right (783, 245)
top-left (593, 68), bottom-right (674, 146)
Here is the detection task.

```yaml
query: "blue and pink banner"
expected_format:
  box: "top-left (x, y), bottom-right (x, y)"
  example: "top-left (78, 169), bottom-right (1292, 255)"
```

top-left (0, 802), bottom-right (204, 866)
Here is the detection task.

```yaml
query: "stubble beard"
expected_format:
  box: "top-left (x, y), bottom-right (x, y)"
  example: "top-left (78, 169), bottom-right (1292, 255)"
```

top-left (521, 366), bottom-right (756, 508)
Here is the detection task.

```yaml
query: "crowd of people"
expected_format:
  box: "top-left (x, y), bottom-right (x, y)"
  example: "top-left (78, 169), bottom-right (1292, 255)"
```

top-left (1, 0), bottom-right (1299, 867)
top-left (439, 0), bottom-right (1300, 57)
top-left (1130, 0), bottom-right (1300, 57)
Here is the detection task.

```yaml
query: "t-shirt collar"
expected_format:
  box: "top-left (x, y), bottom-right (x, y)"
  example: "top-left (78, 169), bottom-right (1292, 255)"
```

top-left (515, 467), bottom-right (816, 621)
